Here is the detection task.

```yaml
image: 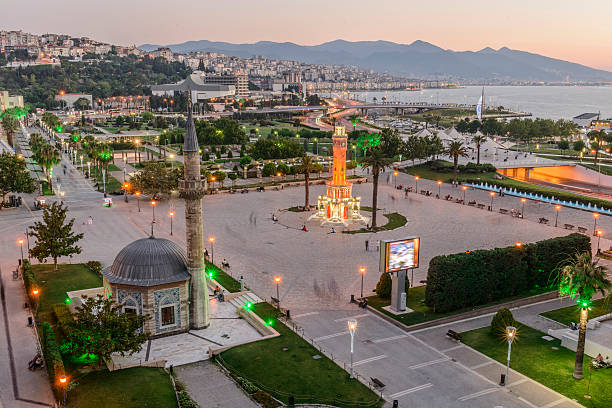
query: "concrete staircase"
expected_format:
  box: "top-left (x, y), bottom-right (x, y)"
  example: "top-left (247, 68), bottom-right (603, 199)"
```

top-left (228, 292), bottom-right (263, 310)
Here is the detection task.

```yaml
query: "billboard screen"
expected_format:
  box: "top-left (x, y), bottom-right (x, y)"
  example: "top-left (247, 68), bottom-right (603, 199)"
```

top-left (382, 237), bottom-right (420, 272)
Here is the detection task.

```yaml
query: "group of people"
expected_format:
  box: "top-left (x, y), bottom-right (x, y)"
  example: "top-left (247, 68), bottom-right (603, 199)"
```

top-left (593, 353), bottom-right (611, 368)
top-left (509, 208), bottom-right (523, 218)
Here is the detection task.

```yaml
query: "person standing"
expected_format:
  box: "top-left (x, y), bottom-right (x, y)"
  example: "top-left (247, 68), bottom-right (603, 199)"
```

top-left (365, 240), bottom-right (369, 251)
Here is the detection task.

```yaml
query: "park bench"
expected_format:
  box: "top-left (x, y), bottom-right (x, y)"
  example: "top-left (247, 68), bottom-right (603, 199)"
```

top-left (578, 227), bottom-right (587, 234)
top-left (371, 378), bottom-right (386, 389)
top-left (455, 199), bottom-right (464, 204)
top-left (564, 224), bottom-right (575, 230)
top-left (499, 208), bottom-right (508, 214)
top-left (467, 200), bottom-right (477, 206)
top-left (539, 218), bottom-right (549, 224)
top-left (420, 190), bottom-right (427, 195)
top-left (477, 203), bottom-right (485, 209)
top-left (446, 329), bottom-right (462, 342)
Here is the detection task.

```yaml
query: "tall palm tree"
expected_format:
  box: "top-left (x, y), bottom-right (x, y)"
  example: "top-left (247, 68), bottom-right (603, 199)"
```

top-left (1, 115), bottom-right (18, 147)
top-left (558, 252), bottom-right (610, 379)
top-left (362, 149), bottom-right (392, 229)
top-left (446, 141), bottom-right (468, 184)
top-left (297, 155), bottom-right (315, 210)
top-left (349, 114), bottom-right (360, 132)
top-left (35, 144), bottom-right (60, 189)
top-left (472, 134), bottom-right (487, 165)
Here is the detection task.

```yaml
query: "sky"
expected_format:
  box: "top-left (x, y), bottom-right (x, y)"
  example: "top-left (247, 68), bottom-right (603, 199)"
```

top-left (3, 0), bottom-right (612, 71)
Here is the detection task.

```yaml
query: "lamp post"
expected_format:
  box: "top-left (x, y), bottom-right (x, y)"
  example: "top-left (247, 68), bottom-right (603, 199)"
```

top-left (274, 276), bottom-right (281, 310)
top-left (169, 153), bottom-right (175, 169)
top-left (415, 175), bottom-right (419, 192)
top-left (359, 266), bottom-right (366, 298)
top-left (596, 230), bottom-right (603, 254)
top-left (489, 191), bottom-right (495, 211)
top-left (32, 288), bottom-right (40, 323)
top-left (393, 171), bottom-right (398, 188)
top-left (276, 172), bottom-right (282, 184)
top-left (59, 376), bottom-right (68, 407)
top-left (348, 319), bottom-right (357, 379)
top-left (593, 213), bottom-right (599, 236)
top-left (437, 180), bottom-right (442, 197)
top-left (169, 210), bottom-right (175, 236)
top-left (151, 200), bottom-right (156, 222)
top-left (521, 198), bottom-right (526, 218)
top-left (17, 238), bottom-right (24, 265)
top-left (462, 185), bottom-right (467, 203)
top-left (135, 191), bottom-right (141, 212)
top-left (505, 326), bottom-right (517, 387)
top-left (209, 236), bottom-right (215, 264)
top-left (554, 205), bottom-right (561, 227)
top-left (123, 183), bottom-right (129, 203)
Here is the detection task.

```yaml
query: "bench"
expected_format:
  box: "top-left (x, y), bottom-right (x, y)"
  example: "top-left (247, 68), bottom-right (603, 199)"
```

top-left (467, 200), bottom-right (477, 206)
top-left (477, 203), bottom-right (485, 209)
top-left (539, 218), bottom-right (549, 224)
top-left (420, 190), bottom-right (427, 195)
top-left (371, 377), bottom-right (386, 389)
top-left (446, 329), bottom-right (462, 342)
top-left (564, 224), bottom-right (575, 230)
top-left (578, 227), bottom-right (587, 234)
top-left (499, 208), bottom-right (508, 214)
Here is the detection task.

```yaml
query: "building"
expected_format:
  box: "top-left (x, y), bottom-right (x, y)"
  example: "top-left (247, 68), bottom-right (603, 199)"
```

top-left (101, 103), bottom-right (210, 336)
top-left (573, 113), bottom-right (599, 128)
top-left (202, 73), bottom-right (249, 98)
top-left (55, 93), bottom-right (93, 109)
top-left (151, 73), bottom-right (235, 102)
top-left (311, 126), bottom-right (367, 225)
top-left (0, 91), bottom-right (24, 110)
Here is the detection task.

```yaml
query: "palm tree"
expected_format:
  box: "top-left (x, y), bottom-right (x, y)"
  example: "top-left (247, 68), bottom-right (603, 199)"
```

top-left (446, 141), bottom-right (468, 184)
top-left (558, 252), bottom-right (610, 379)
top-left (296, 155), bottom-right (315, 210)
top-left (35, 145), bottom-right (60, 190)
top-left (472, 134), bottom-right (487, 165)
top-left (349, 114), bottom-right (360, 132)
top-left (362, 149), bottom-right (393, 229)
top-left (1, 115), bottom-right (18, 147)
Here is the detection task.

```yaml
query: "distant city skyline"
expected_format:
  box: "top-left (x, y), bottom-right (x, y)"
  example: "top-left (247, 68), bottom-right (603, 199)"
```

top-left (3, 0), bottom-right (612, 71)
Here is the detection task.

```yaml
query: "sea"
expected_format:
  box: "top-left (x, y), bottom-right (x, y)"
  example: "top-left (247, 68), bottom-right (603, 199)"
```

top-left (351, 86), bottom-right (612, 120)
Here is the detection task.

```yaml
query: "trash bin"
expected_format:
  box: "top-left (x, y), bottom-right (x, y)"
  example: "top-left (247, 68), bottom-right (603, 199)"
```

top-left (499, 373), bottom-right (506, 386)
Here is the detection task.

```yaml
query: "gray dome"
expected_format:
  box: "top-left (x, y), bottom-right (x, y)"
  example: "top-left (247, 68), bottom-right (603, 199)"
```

top-left (102, 237), bottom-right (190, 287)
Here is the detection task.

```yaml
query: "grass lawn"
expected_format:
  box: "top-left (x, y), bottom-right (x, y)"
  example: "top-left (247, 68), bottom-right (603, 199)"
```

top-left (541, 298), bottom-right (611, 326)
top-left (205, 261), bottom-right (242, 293)
top-left (67, 367), bottom-right (177, 408)
top-left (106, 164), bottom-right (121, 172)
top-left (368, 286), bottom-right (553, 327)
top-left (219, 303), bottom-right (382, 407)
top-left (92, 171), bottom-right (122, 193)
top-left (32, 263), bottom-right (102, 324)
top-left (461, 325), bottom-right (611, 407)
top-left (40, 180), bottom-right (54, 196)
top-left (343, 212), bottom-right (407, 234)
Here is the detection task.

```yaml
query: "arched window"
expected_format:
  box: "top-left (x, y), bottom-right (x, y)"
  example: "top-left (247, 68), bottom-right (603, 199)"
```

top-left (122, 296), bottom-right (138, 315)
top-left (158, 295), bottom-right (176, 328)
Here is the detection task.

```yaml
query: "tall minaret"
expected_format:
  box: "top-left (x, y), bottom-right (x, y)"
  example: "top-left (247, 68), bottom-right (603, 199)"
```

top-left (179, 95), bottom-right (209, 329)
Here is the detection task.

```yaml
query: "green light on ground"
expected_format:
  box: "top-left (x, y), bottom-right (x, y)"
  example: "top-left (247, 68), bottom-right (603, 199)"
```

top-left (65, 297), bottom-right (71, 304)
top-left (244, 301), bottom-right (253, 311)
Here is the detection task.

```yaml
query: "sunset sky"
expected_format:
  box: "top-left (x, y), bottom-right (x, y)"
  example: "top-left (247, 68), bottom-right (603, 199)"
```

top-left (4, 0), bottom-right (612, 70)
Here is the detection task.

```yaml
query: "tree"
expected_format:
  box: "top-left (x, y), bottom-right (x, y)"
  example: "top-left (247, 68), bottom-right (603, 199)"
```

top-left (375, 273), bottom-right (410, 299)
top-left (33, 144), bottom-right (60, 189)
top-left (472, 134), bottom-right (487, 165)
top-left (349, 114), bottom-right (360, 131)
top-left (29, 202), bottom-right (84, 271)
top-left (262, 162), bottom-right (276, 177)
top-left (228, 172), bottom-right (238, 187)
top-left (490, 307), bottom-right (516, 337)
top-left (1, 115), bottom-right (18, 147)
top-left (557, 140), bottom-right (570, 155)
top-left (0, 153), bottom-right (36, 206)
top-left (573, 140), bottom-right (586, 153)
top-left (558, 252), bottom-right (610, 379)
top-left (446, 141), bottom-right (469, 183)
top-left (129, 162), bottom-right (179, 197)
top-left (362, 148), bottom-right (393, 229)
top-left (296, 155), bottom-right (316, 209)
top-left (60, 295), bottom-right (149, 366)
top-left (73, 97), bottom-right (91, 111)
top-left (213, 170), bottom-right (226, 187)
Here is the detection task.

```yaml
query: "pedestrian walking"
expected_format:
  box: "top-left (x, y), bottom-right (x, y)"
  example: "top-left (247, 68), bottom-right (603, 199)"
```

top-left (88, 216), bottom-right (93, 225)
top-left (365, 240), bottom-right (369, 251)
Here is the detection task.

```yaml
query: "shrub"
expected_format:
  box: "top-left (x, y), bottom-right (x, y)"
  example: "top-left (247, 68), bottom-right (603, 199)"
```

top-left (40, 322), bottom-right (65, 400)
top-left (86, 260), bottom-right (102, 276)
top-left (21, 260), bottom-right (38, 304)
top-left (425, 233), bottom-right (590, 313)
top-left (52, 303), bottom-right (73, 336)
top-left (235, 376), bottom-right (259, 394)
top-left (252, 390), bottom-right (279, 408)
top-left (375, 273), bottom-right (410, 299)
top-left (490, 308), bottom-right (516, 337)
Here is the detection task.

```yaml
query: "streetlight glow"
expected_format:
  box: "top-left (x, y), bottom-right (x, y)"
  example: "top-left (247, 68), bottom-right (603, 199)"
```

top-left (274, 276), bottom-right (281, 284)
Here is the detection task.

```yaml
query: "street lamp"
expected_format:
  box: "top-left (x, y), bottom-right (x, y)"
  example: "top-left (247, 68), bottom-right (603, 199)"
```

top-left (393, 171), bottom-right (398, 188)
top-left (359, 266), bottom-right (366, 298)
top-left (515, 242), bottom-right (522, 248)
top-left (554, 205), bottom-right (561, 227)
top-left (274, 276), bottom-right (281, 310)
top-left (348, 319), bottom-right (357, 379)
top-left (151, 200), bottom-right (157, 222)
top-left (169, 153), bottom-right (175, 169)
top-left (276, 172), bottom-right (282, 184)
top-left (17, 238), bottom-right (25, 265)
top-left (437, 180), bottom-right (442, 197)
top-left (209, 236), bottom-right (215, 264)
top-left (169, 210), bottom-right (175, 236)
top-left (593, 213), bottom-right (599, 236)
top-left (123, 183), bottom-right (129, 203)
top-left (415, 175), bottom-right (419, 192)
top-left (520, 198), bottom-right (526, 218)
top-left (32, 288), bottom-right (40, 323)
top-left (489, 191), bottom-right (495, 211)
top-left (59, 375), bottom-right (68, 407)
top-left (596, 230), bottom-right (603, 254)
top-left (135, 191), bottom-right (141, 212)
top-left (462, 185), bottom-right (467, 203)
top-left (505, 326), bottom-right (517, 387)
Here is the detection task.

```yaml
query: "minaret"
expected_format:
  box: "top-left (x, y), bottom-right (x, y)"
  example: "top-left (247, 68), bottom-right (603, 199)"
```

top-left (179, 95), bottom-right (209, 329)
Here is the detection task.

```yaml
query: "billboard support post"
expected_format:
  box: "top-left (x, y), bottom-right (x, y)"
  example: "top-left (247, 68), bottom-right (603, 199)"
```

top-left (391, 270), bottom-right (407, 312)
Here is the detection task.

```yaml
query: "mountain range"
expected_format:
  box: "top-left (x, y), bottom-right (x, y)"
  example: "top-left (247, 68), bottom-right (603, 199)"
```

top-left (138, 39), bottom-right (612, 83)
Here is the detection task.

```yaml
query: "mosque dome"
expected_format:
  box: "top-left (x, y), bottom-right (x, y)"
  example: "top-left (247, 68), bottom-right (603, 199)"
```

top-left (102, 236), bottom-right (190, 287)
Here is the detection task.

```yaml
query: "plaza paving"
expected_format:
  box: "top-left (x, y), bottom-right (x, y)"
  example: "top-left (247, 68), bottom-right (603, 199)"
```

top-left (1, 148), bottom-right (610, 407)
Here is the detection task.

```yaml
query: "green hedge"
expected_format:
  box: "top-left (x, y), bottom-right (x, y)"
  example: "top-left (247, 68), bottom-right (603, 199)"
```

top-left (52, 303), bottom-right (73, 337)
top-left (21, 260), bottom-right (38, 305)
top-left (40, 322), bottom-right (65, 400)
top-left (425, 233), bottom-right (590, 313)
